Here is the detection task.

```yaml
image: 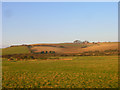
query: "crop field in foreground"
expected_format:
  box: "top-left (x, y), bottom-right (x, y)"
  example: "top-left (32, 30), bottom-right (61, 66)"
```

top-left (2, 56), bottom-right (118, 88)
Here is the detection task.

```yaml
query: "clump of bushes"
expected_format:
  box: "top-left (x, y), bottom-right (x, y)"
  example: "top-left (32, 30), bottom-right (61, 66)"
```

top-left (31, 51), bottom-right (56, 54)
top-left (2, 53), bottom-right (50, 60)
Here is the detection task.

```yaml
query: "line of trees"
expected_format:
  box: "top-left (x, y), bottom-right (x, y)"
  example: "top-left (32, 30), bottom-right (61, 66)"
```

top-left (35, 51), bottom-right (55, 54)
top-left (73, 40), bottom-right (89, 44)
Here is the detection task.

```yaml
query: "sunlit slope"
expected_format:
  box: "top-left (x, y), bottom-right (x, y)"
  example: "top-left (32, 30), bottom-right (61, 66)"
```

top-left (2, 46), bottom-right (30, 55)
top-left (83, 42), bottom-right (118, 52)
top-left (30, 43), bottom-right (90, 54)
top-left (31, 42), bottom-right (118, 54)
top-left (2, 42), bottom-right (118, 55)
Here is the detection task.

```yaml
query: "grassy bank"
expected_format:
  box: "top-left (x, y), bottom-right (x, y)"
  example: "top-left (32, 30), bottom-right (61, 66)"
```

top-left (2, 46), bottom-right (30, 55)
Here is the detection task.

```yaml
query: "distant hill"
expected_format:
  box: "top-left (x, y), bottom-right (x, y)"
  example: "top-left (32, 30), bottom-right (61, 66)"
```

top-left (2, 42), bottom-right (119, 56)
top-left (30, 42), bottom-right (118, 54)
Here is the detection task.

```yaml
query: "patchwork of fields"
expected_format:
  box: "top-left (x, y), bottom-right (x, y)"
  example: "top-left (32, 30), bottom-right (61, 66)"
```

top-left (2, 42), bottom-right (118, 56)
top-left (2, 56), bottom-right (118, 88)
top-left (30, 42), bottom-right (118, 54)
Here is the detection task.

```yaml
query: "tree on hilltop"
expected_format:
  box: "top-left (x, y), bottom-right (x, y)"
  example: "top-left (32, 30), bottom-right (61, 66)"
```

top-left (73, 40), bottom-right (82, 44)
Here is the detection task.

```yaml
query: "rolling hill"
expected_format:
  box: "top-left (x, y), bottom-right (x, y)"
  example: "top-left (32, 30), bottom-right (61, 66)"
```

top-left (30, 42), bottom-right (118, 54)
top-left (1, 42), bottom-right (119, 56)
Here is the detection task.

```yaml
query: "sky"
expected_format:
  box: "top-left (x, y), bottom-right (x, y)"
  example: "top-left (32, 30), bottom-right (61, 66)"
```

top-left (2, 2), bottom-right (118, 48)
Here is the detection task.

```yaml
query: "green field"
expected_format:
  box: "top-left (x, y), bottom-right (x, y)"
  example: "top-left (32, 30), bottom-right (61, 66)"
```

top-left (2, 56), bottom-right (118, 88)
top-left (2, 46), bottom-right (30, 55)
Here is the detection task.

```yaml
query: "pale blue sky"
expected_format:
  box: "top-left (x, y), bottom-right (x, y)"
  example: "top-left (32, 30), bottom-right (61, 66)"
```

top-left (2, 2), bottom-right (118, 47)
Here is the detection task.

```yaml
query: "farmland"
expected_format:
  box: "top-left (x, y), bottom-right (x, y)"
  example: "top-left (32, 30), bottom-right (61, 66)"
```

top-left (1, 42), bottom-right (118, 56)
top-left (1, 42), bottom-right (119, 88)
top-left (2, 1), bottom-right (119, 89)
top-left (2, 56), bottom-right (118, 88)
top-left (2, 46), bottom-right (30, 55)
top-left (30, 42), bottom-right (118, 54)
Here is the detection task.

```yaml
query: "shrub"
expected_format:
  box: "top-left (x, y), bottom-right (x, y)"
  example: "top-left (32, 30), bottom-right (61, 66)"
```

top-left (41, 51), bottom-right (44, 54)
top-left (30, 56), bottom-right (35, 59)
top-left (49, 51), bottom-right (52, 53)
top-left (45, 51), bottom-right (48, 54)
top-left (9, 57), bottom-right (14, 60)
top-left (52, 51), bottom-right (55, 54)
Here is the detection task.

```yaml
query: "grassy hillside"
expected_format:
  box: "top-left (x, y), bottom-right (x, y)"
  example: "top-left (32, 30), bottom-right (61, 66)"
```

top-left (83, 42), bottom-right (118, 52)
top-left (1, 42), bottom-right (118, 56)
top-left (2, 56), bottom-right (118, 88)
top-left (2, 46), bottom-right (30, 55)
top-left (30, 42), bottom-right (118, 54)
